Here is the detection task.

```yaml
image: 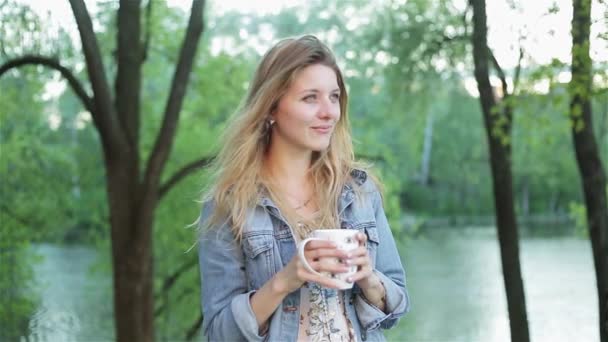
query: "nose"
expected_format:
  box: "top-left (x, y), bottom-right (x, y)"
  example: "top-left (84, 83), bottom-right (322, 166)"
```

top-left (317, 96), bottom-right (340, 121)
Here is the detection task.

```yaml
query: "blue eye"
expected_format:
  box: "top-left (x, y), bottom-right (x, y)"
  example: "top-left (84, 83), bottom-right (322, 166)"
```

top-left (331, 93), bottom-right (340, 101)
top-left (303, 94), bottom-right (316, 102)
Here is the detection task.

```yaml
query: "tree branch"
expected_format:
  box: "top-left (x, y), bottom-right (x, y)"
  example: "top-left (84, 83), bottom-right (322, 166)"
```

top-left (513, 47), bottom-right (524, 95)
top-left (470, 0), bottom-right (498, 114)
top-left (142, 0), bottom-right (153, 62)
top-left (153, 257), bottom-right (198, 317)
top-left (69, 0), bottom-right (127, 153)
top-left (185, 312), bottom-right (203, 341)
top-left (142, 0), bottom-right (205, 195)
top-left (157, 257), bottom-right (198, 297)
top-left (488, 47), bottom-right (515, 134)
top-left (159, 156), bottom-right (214, 200)
top-left (489, 49), bottom-right (509, 98)
top-left (0, 55), bottom-right (94, 113)
top-left (155, 286), bottom-right (195, 317)
top-left (0, 39), bottom-right (8, 59)
top-left (115, 0), bottom-right (143, 152)
top-left (463, 1), bottom-right (472, 38)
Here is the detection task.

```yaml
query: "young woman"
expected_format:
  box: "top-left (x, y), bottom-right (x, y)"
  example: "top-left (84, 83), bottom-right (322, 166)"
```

top-left (198, 35), bottom-right (410, 341)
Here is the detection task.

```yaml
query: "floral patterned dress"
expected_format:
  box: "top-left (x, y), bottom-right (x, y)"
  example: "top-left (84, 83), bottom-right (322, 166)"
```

top-left (297, 282), bottom-right (358, 342)
top-left (294, 229), bottom-right (358, 342)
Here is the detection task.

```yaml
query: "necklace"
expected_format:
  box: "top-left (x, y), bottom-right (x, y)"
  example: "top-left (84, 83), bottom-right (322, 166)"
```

top-left (296, 221), bottom-right (312, 237)
top-left (295, 209), bottom-right (322, 239)
top-left (293, 197), bottom-right (312, 210)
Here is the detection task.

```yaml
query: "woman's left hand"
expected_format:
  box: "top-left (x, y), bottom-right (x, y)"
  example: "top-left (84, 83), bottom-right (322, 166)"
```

top-left (345, 232), bottom-right (379, 290)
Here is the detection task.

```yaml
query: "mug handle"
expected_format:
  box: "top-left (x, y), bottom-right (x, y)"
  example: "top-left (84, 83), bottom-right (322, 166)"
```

top-left (297, 237), bottom-right (325, 275)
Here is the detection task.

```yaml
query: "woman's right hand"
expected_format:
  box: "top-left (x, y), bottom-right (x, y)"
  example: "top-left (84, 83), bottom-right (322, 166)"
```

top-left (273, 240), bottom-right (351, 294)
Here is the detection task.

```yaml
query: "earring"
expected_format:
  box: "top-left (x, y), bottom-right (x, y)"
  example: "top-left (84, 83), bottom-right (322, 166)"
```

top-left (264, 118), bottom-right (275, 135)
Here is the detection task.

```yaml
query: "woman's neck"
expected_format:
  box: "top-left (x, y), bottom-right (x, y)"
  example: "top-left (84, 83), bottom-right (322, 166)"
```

top-left (265, 143), bottom-right (313, 197)
top-left (264, 142), bottom-right (325, 228)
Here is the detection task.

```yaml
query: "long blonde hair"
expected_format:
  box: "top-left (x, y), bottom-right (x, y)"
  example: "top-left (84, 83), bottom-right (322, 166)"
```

top-left (203, 35), bottom-right (370, 241)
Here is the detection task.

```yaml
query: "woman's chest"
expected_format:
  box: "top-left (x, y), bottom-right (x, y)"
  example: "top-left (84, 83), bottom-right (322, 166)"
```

top-left (241, 202), bottom-right (380, 290)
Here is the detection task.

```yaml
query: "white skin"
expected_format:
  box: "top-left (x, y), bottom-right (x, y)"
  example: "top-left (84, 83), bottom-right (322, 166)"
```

top-left (249, 64), bottom-right (386, 332)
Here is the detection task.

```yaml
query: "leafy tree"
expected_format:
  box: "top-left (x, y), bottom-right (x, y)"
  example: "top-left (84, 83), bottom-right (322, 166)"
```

top-left (0, 3), bottom-right (73, 338)
top-left (3, 0), bottom-right (605, 339)
top-left (470, 0), bottom-right (530, 341)
top-left (0, 0), bottom-right (206, 340)
top-left (569, 0), bottom-right (608, 340)
top-left (0, 73), bottom-right (46, 341)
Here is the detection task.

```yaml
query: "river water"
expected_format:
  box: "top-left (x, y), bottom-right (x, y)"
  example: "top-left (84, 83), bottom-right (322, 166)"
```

top-left (24, 227), bottom-right (597, 341)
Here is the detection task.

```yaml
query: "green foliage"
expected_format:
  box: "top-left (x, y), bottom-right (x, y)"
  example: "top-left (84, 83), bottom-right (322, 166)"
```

top-left (569, 185), bottom-right (608, 238)
top-left (3, 0), bottom-right (606, 339)
top-left (0, 236), bottom-right (39, 341)
top-left (0, 2), bottom-right (107, 337)
top-left (149, 31), bottom-right (254, 340)
top-left (568, 201), bottom-right (589, 237)
top-left (153, 173), bottom-right (204, 340)
top-left (0, 73), bottom-right (108, 243)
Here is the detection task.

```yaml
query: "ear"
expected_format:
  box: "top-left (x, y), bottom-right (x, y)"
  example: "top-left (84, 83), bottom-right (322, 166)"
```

top-left (268, 110), bottom-right (276, 123)
top-left (270, 100), bottom-right (279, 116)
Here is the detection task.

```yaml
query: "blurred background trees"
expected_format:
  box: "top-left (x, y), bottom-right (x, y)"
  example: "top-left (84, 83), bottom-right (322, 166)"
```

top-left (1, 0), bottom-right (606, 340)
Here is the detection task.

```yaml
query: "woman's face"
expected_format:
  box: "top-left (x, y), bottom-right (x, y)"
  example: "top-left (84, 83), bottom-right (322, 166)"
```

top-left (270, 64), bottom-right (341, 153)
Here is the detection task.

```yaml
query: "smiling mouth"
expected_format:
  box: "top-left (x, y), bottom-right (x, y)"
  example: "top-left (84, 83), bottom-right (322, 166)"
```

top-left (311, 126), bottom-right (332, 134)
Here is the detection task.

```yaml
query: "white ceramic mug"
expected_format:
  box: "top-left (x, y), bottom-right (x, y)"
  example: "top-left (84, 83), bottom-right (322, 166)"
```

top-left (297, 229), bottom-right (359, 289)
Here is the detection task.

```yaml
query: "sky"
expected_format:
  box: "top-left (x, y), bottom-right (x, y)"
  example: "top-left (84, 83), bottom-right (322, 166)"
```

top-left (17, 0), bottom-right (607, 65)
top-left (12, 0), bottom-right (608, 97)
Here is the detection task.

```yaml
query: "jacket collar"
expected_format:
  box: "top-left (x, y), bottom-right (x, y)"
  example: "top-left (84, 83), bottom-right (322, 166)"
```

top-left (257, 169), bottom-right (367, 216)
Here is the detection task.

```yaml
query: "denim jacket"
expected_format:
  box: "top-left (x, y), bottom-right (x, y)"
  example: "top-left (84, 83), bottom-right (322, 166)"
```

top-left (198, 169), bottom-right (410, 341)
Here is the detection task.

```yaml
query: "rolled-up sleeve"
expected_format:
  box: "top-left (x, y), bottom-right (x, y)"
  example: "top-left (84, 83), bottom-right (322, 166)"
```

top-left (354, 186), bottom-right (411, 331)
top-left (198, 204), bottom-right (266, 341)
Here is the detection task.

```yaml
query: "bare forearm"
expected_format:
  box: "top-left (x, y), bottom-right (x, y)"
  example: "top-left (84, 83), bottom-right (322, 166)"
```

top-left (249, 273), bottom-right (290, 330)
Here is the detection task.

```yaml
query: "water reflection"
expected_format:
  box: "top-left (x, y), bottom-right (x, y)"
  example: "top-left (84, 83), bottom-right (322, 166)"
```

top-left (386, 227), bottom-right (597, 342)
top-left (26, 227), bottom-right (597, 341)
top-left (27, 307), bottom-right (82, 341)
top-left (27, 244), bottom-right (114, 341)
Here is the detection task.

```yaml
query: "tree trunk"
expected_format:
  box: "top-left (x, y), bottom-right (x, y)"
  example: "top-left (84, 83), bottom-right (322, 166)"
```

top-left (106, 161), bottom-right (156, 341)
top-left (521, 176), bottom-right (529, 217)
top-left (570, 0), bottom-right (608, 340)
top-left (0, 0), bottom-right (206, 340)
top-left (109, 1), bottom-right (152, 338)
top-left (470, 0), bottom-right (530, 341)
top-left (70, 0), bottom-right (205, 340)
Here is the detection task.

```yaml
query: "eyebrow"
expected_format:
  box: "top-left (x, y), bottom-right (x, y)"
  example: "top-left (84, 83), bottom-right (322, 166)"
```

top-left (298, 88), bottom-right (341, 95)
